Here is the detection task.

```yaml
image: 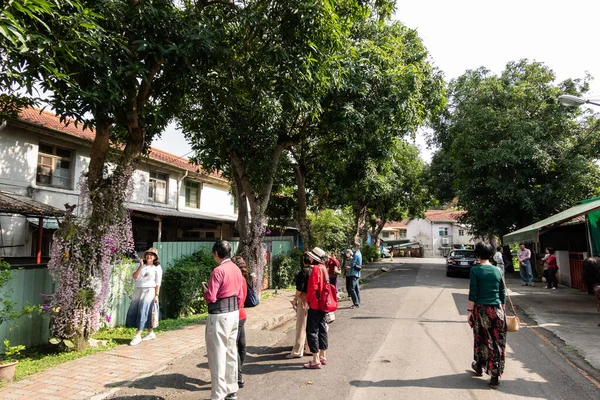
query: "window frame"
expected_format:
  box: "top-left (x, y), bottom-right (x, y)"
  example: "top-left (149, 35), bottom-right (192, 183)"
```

top-left (439, 227), bottom-right (449, 237)
top-left (148, 171), bottom-right (168, 203)
top-left (184, 180), bottom-right (202, 209)
top-left (36, 143), bottom-right (73, 189)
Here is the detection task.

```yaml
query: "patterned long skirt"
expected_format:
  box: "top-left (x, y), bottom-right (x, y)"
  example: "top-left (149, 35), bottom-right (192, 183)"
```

top-left (472, 304), bottom-right (507, 377)
top-left (125, 287), bottom-right (155, 330)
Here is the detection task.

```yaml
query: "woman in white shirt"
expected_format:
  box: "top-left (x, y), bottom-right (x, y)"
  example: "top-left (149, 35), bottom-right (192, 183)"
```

top-left (493, 246), bottom-right (505, 274)
top-left (125, 247), bottom-right (163, 346)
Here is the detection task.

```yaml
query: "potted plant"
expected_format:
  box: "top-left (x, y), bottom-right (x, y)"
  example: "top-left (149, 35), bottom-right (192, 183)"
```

top-left (0, 340), bottom-right (25, 381)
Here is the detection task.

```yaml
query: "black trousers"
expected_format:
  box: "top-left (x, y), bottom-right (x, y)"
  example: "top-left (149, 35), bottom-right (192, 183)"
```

top-left (237, 318), bottom-right (246, 382)
top-left (547, 268), bottom-right (558, 288)
top-left (306, 308), bottom-right (328, 353)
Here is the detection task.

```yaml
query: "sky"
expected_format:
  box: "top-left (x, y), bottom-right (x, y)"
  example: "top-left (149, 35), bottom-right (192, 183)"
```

top-left (152, 0), bottom-right (600, 162)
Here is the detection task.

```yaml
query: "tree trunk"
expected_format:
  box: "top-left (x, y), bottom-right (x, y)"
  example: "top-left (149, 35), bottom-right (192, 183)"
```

top-left (372, 218), bottom-right (386, 246)
top-left (355, 204), bottom-right (368, 245)
top-left (293, 162), bottom-right (310, 249)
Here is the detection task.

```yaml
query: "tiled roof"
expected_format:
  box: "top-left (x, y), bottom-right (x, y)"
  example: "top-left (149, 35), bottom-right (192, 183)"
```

top-left (17, 108), bottom-right (224, 181)
top-left (424, 209), bottom-right (465, 222)
top-left (0, 190), bottom-right (65, 217)
top-left (384, 220), bottom-right (408, 228)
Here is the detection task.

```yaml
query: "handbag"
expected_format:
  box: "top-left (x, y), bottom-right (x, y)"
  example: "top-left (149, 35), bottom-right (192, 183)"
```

top-left (502, 276), bottom-right (520, 332)
top-left (244, 280), bottom-right (260, 308)
top-left (325, 311), bottom-right (336, 324)
top-left (317, 267), bottom-right (338, 312)
top-left (151, 302), bottom-right (159, 328)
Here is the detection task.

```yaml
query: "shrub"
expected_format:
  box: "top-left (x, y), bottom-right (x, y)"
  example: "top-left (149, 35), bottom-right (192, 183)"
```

top-left (162, 248), bottom-right (215, 318)
top-left (361, 244), bottom-right (380, 262)
top-left (272, 253), bottom-right (300, 289)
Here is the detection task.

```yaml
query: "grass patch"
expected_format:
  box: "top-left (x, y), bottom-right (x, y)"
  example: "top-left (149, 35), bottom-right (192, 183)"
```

top-left (12, 313), bottom-right (207, 382)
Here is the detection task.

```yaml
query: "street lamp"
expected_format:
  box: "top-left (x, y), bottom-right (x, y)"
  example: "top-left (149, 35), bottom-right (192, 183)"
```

top-left (558, 94), bottom-right (600, 107)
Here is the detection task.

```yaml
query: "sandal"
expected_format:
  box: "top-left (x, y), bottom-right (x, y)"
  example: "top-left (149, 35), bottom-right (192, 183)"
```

top-left (303, 362), bottom-right (322, 369)
top-left (320, 358), bottom-right (327, 365)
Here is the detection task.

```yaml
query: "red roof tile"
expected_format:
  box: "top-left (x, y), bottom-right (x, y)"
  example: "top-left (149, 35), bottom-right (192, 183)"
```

top-left (424, 210), bottom-right (465, 222)
top-left (17, 108), bottom-right (224, 181)
top-left (384, 220), bottom-right (408, 228)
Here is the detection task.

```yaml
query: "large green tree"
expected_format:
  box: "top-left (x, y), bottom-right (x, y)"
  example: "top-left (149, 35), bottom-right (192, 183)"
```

top-left (179, 1), bottom-right (394, 291)
top-left (2, 0), bottom-right (235, 346)
top-left (429, 60), bottom-right (600, 239)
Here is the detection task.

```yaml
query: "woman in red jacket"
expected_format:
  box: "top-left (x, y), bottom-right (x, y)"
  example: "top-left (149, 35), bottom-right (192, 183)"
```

top-left (304, 250), bottom-right (329, 369)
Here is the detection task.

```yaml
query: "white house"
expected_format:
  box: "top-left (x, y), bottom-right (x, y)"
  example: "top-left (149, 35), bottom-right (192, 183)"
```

top-left (0, 108), bottom-right (238, 261)
top-left (406, 210), bottom-right (478, 257)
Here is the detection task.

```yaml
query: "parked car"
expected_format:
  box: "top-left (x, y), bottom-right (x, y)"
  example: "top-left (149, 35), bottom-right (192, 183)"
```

top-left (446, 249), bottom-right (480, 277)
top-left (381, 247), bottom-right (391, 258)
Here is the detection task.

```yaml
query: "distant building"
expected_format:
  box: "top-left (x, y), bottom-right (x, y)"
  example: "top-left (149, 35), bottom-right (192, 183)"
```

top-left (406, 210), bottom-right (478, 257)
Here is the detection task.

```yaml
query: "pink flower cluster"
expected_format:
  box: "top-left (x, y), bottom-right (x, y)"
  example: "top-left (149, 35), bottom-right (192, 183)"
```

top-left (47, 170), bottom-right (134, 341)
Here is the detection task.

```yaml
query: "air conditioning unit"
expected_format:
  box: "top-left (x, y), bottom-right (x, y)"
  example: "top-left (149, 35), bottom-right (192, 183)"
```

top-left (441, 237), bottom-right (450, 245)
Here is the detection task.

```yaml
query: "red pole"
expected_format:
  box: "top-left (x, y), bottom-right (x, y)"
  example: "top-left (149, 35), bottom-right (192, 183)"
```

top-left (36, 216), bottom-right (43, 264)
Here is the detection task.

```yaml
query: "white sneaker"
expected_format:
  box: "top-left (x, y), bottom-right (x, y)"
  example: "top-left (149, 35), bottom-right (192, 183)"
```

top-left (142, 331), bottom-right (156, 341)
top-left (130, 335), bottom-right (142, 346)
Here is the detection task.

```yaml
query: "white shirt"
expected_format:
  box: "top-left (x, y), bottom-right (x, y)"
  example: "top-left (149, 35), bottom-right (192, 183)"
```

top-left (135, 264), bottom-right (163, 288)
top-left (493, 251), bottom-right (504, 266)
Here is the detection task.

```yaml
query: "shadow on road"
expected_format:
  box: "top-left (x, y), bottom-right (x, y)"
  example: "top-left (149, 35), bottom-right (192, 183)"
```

top-left (106, 373), bottom-right (209, 392)
top-left (350, 371), bottom-right (556, 398)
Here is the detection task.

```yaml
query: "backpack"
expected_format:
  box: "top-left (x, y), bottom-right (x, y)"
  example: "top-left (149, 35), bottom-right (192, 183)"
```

top-left (244, 280), bottom-right (259, 308)
top-left (317, 267), bottom-right (338, 312)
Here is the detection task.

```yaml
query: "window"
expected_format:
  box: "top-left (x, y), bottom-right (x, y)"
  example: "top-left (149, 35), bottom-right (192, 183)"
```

top-left (459, 229), bottom-right (465, 236)
top-left (185, 180), bottom-right (201, 208)
top-left (382, 232), bottom-right (390, 238)
top-left (439, 227), bottom-right (449, 236)
top-left (37, 143), bottom-right (72, 189)
top-left (149, 172), bottom-right (168, 203)
top-left (400, 230), bottom-right (407, 239)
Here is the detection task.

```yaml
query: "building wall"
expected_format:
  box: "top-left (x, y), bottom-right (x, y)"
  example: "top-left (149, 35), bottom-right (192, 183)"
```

top-left (0, 123), bottom-right (237, 258)
top-left (407, 219), bottom-right (434, 256)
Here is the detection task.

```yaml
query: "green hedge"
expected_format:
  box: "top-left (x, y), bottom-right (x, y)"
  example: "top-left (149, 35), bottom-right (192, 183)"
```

top-left (361, 244), bottom-right (380, 262)
top-left (162, 248), bottom-right (215, 318)
top-left (271, 251), bottom-right (300, 289)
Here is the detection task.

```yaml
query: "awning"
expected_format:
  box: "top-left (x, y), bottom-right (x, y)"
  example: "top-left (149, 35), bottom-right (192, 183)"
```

top-left (0, 191), bottom-right (65, 218)
top-left (395, 242), bottom-right (419, 248)
top-left (127, 203), bottom-right (237, 222)
top-left (28, 217), bottom-right (61, 230)
top-left (503, 197), bottom-right (600, 244)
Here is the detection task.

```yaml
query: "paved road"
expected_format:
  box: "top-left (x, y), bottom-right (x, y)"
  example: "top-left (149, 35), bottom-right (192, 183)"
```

top-left (110, 258), bottom-right (600, 400)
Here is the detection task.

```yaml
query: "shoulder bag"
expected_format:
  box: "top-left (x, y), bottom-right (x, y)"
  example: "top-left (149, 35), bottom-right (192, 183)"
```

top-left (244, 280), bottom-right (260, 308)
top-left (316, 266), bottom-right (338, 313)
top-left (502, 275), bottom-right (520, 332)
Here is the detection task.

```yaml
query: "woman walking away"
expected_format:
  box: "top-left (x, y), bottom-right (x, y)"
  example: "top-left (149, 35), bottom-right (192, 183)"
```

top-left (468, 242), bottom-right (507, 389)
top-left (544, 248), bottom-right (559, 289)
top-left (231, 256), bottom-right (249, 389)
top-left (126, 247), bottom-right (163, 346)
top-left (286, 256), bottom-right (312, 358)
top-left (304, 250), bottom-right (329, 369)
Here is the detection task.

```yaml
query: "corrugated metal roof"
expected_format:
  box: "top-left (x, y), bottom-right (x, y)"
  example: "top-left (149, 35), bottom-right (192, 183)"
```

top-left (503, 198), bottom-right (600, 244)
top-left (127, 203), bottom-right (237, 222)
top-left (0, 191), bottom-right (65, 218)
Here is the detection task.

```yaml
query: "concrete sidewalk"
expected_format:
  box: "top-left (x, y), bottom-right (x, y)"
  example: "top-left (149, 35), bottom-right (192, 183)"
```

top-left (0, 266), bottom-right (382, 400)
top-left (503, 272), bottom-right (600, 375)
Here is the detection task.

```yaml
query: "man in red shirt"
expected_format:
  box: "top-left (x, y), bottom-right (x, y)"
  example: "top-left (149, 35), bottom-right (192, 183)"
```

top-left (204, 240), bottom-right (245, 400)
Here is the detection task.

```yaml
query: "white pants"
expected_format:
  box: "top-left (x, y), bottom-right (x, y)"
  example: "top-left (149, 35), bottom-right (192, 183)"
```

top-left (206, 310), bottom-right (239, 400)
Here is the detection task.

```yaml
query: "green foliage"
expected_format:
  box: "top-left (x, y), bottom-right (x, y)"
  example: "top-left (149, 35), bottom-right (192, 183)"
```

top-left (271, 254), bottom-right (299, 289)
top-left (162, 249), bottom-right (216, 318)
top-left (0, 261), bottom-right (39, 327)
top-left (2, 340), bottom-right (25, 364)
top-left (309, 208), bottom-right (355, 251)
top-left (361, 245), bottom-right (380, 262)
top-left (430, 60), bottom-right (600, 237)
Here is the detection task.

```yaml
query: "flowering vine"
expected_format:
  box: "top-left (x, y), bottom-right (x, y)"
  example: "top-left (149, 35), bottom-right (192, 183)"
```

top-left (47, 168), bottom-right (134, 347)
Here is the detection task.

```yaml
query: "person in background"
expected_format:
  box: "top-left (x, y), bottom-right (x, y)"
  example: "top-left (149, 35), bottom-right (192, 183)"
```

top-left (389, 246), bottom-right (394, 262)
top-left (582, 257), bottom-right (600, 327)
top-left (231, 256), bottom-right (249, 389)
top-left (545, 247), bottom-right (559, 289)
top-left (126, 247), bottom-right (162, 346)
top-left (493, 246), bottom-right (504, 274)
top-left (518, 243), bottom-right (534, 287)
top-left (325, 251), bottom-right (340, 288)
top-left (204, 240), bottom-right (245, 400)
top-left (346, 242), bottom-right (362, 309)
top-left (468, 242), bottom-right (507, 389)
top-left (286, 256), bottom-right (312, 358)
top-left (304, 250), bottom-right (329, 369)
